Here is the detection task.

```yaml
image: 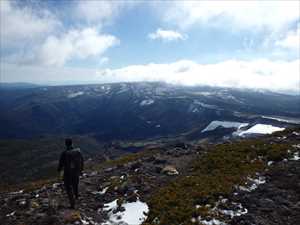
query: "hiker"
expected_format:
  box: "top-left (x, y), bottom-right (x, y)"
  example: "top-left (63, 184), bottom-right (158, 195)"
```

top-left (58, 138), bottom-right (84, 209)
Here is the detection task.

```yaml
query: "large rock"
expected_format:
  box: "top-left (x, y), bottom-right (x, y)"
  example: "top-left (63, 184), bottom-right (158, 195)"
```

top-left (161, 165), bottom-right (179, 175)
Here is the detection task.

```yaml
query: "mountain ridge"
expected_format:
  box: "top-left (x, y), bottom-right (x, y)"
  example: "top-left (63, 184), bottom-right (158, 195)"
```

top-left (1, 128), bottom-right (299, 225)
top-left (1, 82), bottom-right (299, 139)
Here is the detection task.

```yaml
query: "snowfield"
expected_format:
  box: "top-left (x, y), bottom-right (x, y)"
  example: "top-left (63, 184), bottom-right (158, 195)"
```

top-left (237, 124), bottom-right (284, 136)
top-left (202, 121), bottom-right (248, 133)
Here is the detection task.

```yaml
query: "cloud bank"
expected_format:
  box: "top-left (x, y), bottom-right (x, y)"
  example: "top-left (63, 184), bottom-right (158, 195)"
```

top-left (3, 59), bottom-right (298, 94)
top-left (96, 59), bottom-right (299, 93)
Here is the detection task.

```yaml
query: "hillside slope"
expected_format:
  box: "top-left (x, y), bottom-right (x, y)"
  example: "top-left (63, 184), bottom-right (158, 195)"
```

top-left (1, 128), bottom-right (299, 225)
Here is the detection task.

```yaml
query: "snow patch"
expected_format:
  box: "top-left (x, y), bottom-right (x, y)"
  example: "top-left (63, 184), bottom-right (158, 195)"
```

top-left (68, 91), bottom-right (84, 98)
top-left (6, 211), bottom-right (16, 217)
top-left (52, 183), bottom-right (60, 189)
top-left (192, 108), bottom-right (199, 113)
top-left (193, 91), bottom-right (212, 96)
top-left (238, 124), bottom-right (284, 136)
top-left (101, 85), bottom-right (111, 94)
top-left (195, 198), bottom-right (247, 225)
top-left (247, 176), bottom-right (266, 191)
top-left (189, 100), bottom-right (219, 112)
top-left (238, 175), bottom-right (266, 192)
top-left (103, 199), bottom-right (149, 225)
top-left (202, 121), bottom-right (248, 133)
top-left (219, 203), bottom-right (248, 218)
top-left (100, 187), bottom-right (109, 195)
top-left (195, 101), bottom-right (219, 110)
top-left (198, 218), bottom-right (226, 225)
top-left (10, 190), bottom-right (24, 195)
top-left (92, 187), bottom-right (108, 195)
top-left (262, 116), bottom-right (300, 124)
top-left (140, 99), bottom-right (154, 106)
top-left (293, 144), bottom-right (300, 149)
top-left (290, 152), bottom-right (300, 161)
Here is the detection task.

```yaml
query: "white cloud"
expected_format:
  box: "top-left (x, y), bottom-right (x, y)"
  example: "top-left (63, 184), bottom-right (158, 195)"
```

top-left (96, 59), bottom-right (300, 93)
top-left (75, 0), bottom-right (137, 25)
top-left (36, 28), bottom-right (119, 66)
top-left (164, 1), bottom-right (300, 31)
top-left (276, 26), bottom-right (300, 51)
top-left (148, 28), bottom-right (187, 41)
top-left (2, 59), bottom-right (299, 93)
top-left (0, 1), bottom-right (60, 46)
top-left (0, 2), bottom-right (119, 67)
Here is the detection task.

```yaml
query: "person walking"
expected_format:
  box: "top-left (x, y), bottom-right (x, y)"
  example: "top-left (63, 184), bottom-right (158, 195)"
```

top-left (58, 138), bottom-right (84, 209)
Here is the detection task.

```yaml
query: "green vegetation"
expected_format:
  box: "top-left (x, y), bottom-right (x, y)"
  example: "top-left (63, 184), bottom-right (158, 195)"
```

top-left (144, 138), bottom-right (295, 225)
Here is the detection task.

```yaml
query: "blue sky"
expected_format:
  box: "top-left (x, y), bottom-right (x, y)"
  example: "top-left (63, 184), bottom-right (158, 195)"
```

top-left (0, 0), bottom-right (299, 93)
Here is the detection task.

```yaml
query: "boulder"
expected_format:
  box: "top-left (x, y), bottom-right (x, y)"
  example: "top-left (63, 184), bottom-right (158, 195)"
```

top-left (161, 165), bottom-right (179, 175)
top-left (30, 200), bottom-right (40, 209)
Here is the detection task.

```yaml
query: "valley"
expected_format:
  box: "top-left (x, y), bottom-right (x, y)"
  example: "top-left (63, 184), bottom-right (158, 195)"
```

top-left (0, 82), bottom-right (299, 187)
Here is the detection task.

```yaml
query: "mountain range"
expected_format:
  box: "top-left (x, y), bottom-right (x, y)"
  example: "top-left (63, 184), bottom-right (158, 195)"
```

top-left (1, 82), bottom-right (299, 140)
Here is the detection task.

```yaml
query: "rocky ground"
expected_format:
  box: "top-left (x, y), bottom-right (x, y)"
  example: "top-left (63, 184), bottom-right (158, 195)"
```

top-left (0, 129), bottom-right (299, 225)
top-left (231, 159), bottom-right (300, 225)
top-left (0, 143), bottom-right (200, 225)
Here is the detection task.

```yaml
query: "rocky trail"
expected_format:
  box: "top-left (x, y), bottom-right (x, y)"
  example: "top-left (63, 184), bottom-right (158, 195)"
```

top-left (1, 143), bottom-right (199, 225)
top-left (1, 129), bottom-right (300, 225)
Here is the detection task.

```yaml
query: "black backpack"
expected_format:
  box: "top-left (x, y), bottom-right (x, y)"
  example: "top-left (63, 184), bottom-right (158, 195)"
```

top-left (65, 148), bottom-right (82, 170)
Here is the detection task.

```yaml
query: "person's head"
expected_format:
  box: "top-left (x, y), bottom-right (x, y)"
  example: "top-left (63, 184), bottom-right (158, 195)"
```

top-left (65, 138), bottom-right (73, 148)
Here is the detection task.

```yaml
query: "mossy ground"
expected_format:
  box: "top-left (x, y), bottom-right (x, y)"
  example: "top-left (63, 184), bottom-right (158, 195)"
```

top-left (144, 135), bottom-right (297, 225)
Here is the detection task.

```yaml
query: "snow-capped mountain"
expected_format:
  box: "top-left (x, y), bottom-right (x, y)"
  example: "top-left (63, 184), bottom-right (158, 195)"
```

top-left (0, 82), bottom-right (299, 140)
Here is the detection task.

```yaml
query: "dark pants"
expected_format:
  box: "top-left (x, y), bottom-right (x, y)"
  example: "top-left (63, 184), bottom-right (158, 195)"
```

top-left (63, 173), bottom-right (79, 208)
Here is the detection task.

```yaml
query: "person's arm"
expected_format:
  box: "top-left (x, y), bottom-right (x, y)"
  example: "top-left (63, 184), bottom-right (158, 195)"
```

top-left (57, 151), bottom-right (65, 172)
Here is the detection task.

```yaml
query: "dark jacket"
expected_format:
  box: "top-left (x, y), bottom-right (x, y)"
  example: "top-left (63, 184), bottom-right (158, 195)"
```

top-left (58, 147), bottom-right (84, 177)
